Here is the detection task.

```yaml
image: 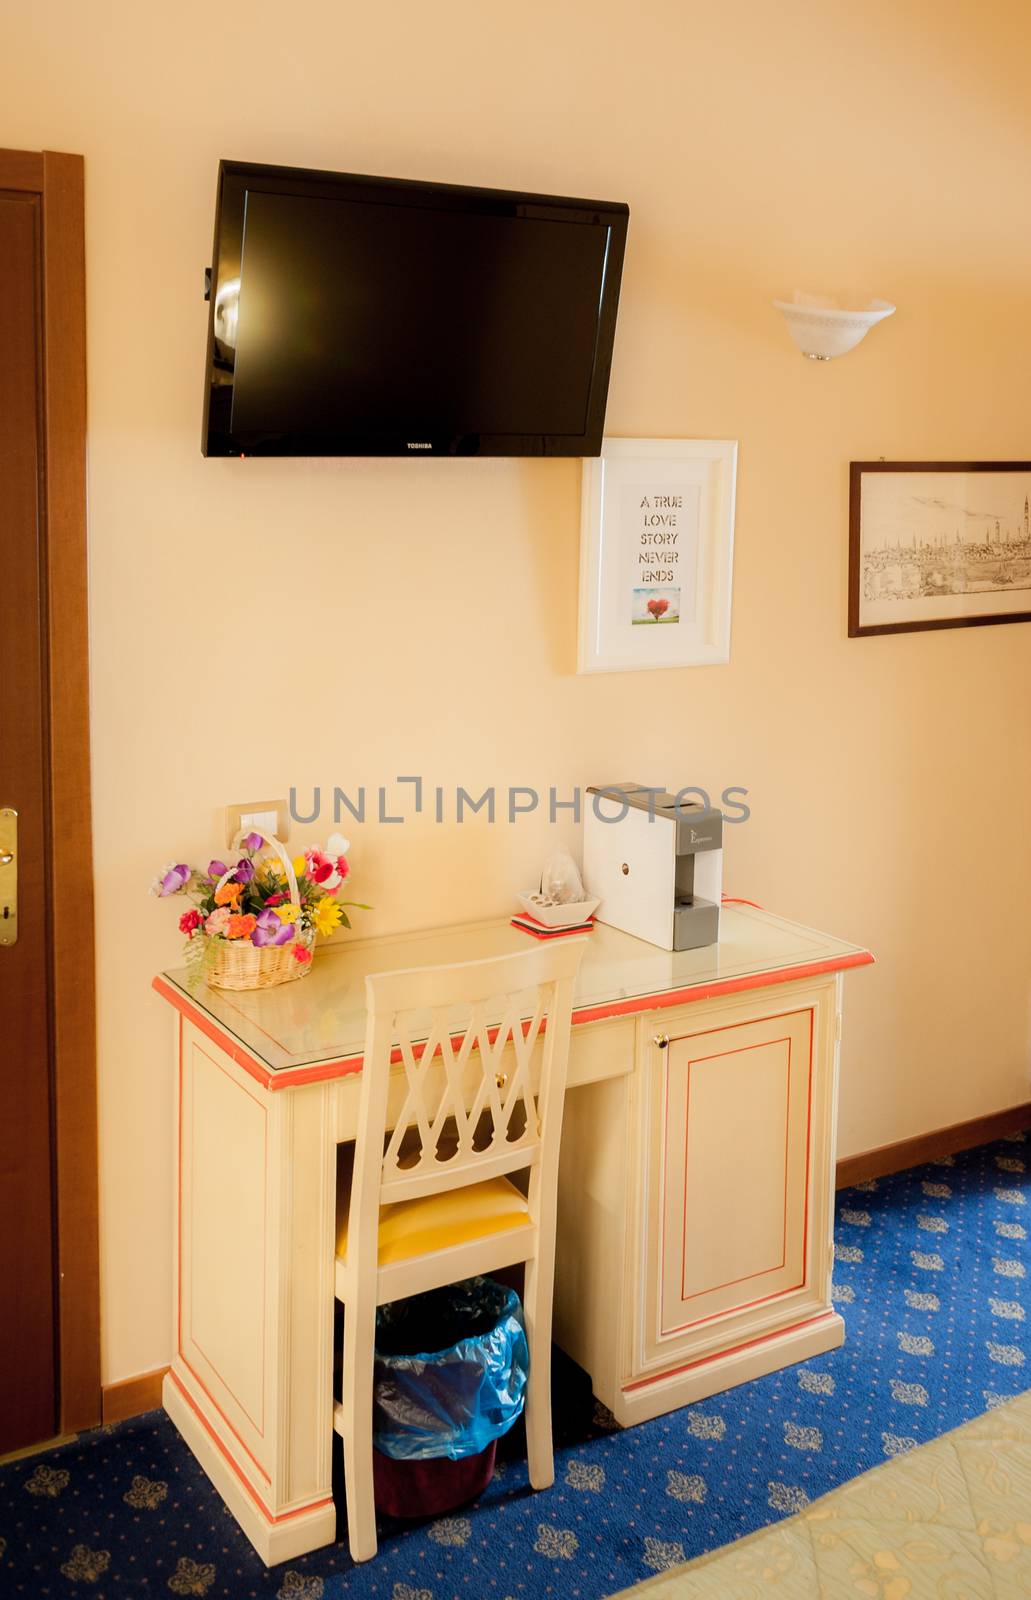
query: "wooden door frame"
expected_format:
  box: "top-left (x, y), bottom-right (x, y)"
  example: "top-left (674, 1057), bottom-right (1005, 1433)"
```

top-left (1, 148), bottom-right (100, 1434)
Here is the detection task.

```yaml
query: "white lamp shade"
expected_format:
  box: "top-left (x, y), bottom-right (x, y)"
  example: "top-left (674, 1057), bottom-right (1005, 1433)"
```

top-left (773, 292), bottom-right (895, 360)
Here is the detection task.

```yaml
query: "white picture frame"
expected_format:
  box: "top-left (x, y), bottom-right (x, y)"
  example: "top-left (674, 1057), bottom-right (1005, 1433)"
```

top-left (577, 438), bottom-right (738, 673)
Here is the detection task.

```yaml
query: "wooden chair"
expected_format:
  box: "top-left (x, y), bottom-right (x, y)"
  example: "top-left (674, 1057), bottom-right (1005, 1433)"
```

top-left (333, 939), bottom-right (586, 1562)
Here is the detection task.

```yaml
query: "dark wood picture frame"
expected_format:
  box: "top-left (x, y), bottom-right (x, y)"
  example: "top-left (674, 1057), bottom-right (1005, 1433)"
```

top-left (848, 461), bottom-right (1031, 638)
top-left (0, 147), bottom-right (100, 1435)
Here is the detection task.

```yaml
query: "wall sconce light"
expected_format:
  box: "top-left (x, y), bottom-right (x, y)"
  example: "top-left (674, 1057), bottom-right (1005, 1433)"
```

top-left (773, 291), bottom-right (895, 361)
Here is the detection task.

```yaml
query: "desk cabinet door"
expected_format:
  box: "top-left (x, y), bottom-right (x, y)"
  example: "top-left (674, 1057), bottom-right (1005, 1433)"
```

top-left (644, 1006), bottom-right (816, 1360)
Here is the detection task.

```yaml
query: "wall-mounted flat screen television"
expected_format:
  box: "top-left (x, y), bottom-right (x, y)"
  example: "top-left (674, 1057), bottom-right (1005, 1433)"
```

top-left (202, 161), bottom-right (629, 458)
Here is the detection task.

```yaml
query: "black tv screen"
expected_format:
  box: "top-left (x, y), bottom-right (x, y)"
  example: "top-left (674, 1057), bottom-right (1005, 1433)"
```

top-left (202, 161), bottom-right (629, 458)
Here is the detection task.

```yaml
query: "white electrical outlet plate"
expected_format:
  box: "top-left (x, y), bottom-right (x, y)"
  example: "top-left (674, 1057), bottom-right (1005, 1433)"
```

top-left (225, 799), bottom-right (290, 849)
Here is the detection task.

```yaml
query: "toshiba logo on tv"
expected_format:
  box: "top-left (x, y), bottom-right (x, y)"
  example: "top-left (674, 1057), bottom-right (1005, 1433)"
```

top-left (407, 442), bottom-right (432, 450)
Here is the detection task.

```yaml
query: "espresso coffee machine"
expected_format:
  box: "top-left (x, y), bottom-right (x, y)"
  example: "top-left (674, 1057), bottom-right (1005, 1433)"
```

top-left (583, 782), bottom-right (723, 951)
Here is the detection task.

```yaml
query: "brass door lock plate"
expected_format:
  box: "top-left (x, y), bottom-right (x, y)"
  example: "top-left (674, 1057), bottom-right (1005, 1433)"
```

top-left (0, 808), bottom-right (16, 946)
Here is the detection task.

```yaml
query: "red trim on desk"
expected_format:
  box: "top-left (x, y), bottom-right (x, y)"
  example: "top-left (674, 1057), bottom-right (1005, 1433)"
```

top-left (571, 951), bottom-right (873, 1028)
top-left (155, 949), bottom-right (873, 1090)
top-left (169, 1370), bottom-right (331, 1524)
top-left (177, 1353), bottom-right (273, 1487)
top-left (263, 1055), bottom-right (365, 1090)
top-left (621, 1310), bottom-right (839, 1393)
top-left (154, 976), bottom-right (275, 1089)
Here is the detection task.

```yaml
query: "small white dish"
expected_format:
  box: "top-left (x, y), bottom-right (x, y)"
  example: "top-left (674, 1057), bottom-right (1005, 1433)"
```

top-left (518, 891), bottom-right (600, 928)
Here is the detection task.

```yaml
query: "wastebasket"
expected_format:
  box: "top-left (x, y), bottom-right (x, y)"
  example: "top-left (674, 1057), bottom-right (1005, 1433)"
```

top-left (371, 1276), bottom-right (529, 1518)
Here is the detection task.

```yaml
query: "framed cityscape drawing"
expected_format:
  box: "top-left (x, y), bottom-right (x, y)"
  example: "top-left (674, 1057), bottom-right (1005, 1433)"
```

top-left (578, 438), bottom-right (738, 673)
top-left (849, 461), bottom-right (1031, 637)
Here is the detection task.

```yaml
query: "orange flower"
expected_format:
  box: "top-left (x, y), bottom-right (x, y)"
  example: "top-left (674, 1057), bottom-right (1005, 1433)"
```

top-left (214, 881), bottom-right (242, 907)
top-left (226, 913), bottom-right (257, 939)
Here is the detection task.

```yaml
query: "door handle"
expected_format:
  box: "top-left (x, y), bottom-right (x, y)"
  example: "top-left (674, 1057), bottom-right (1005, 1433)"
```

top-left (0, 809), bottom-right (16, 946)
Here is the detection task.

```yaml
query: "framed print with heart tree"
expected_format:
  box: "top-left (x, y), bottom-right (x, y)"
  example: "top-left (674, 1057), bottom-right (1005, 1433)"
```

top-left (578, 438), bottom-right (738, 673)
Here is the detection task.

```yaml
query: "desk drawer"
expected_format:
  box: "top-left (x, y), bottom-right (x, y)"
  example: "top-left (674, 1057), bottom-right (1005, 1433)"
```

top-left (568, 1016), bottom-right (635, 1087)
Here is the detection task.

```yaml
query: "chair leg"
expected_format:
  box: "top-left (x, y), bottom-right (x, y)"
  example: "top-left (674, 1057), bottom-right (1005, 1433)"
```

top-left (341, 1293), bottom-right (379, 1562)
top-left (522, 1249), bottom-right (555, 1490)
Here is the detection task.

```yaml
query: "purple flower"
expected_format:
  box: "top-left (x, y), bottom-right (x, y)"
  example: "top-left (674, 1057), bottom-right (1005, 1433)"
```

top-left (241, 831), bottom-right (265, 852)
top-left (208, 859), bottom-right (228, 880)
top-left (251, 909), bottom-right (295, 947)
top-left (159, 864), bottom-right (191, 896)
top-left (232, 858), bottom-right (256, 884)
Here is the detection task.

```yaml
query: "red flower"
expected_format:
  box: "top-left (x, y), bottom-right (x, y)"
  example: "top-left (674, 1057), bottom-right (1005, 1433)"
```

top-left (292, 945), bottom-right (313, 964)
top-left (336, 855), bottom-right (350, 881)
top-left (265, 892), bottom-right (288, 906)
top-left (305, 849), bottom-right (335, 885)
top-left (179, 909), bottom-right (202, 939)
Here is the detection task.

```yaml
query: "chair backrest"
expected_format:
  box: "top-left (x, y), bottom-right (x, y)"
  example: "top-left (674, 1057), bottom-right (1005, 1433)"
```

top-left (348, 940), bottom-right (585, 1253)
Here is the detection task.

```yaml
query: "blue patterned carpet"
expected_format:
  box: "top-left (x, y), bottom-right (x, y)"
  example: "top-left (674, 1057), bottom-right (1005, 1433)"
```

top-left (2, 1133), bottom-right (1028, 1598)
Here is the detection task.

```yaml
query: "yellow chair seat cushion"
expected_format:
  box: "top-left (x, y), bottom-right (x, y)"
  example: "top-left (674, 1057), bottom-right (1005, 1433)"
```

top-left (336, 1175), bottom-right (530, 1267)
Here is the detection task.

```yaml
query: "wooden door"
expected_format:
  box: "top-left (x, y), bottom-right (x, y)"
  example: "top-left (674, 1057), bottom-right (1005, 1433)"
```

top-left (0, 148), bottom-right (98, 1448)
top-left (0, 183), bottom-right (57, 1450)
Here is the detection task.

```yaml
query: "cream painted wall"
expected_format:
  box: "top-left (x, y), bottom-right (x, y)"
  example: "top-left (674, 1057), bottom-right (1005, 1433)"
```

top-left (5, 0), bottom-right (1031, 1384)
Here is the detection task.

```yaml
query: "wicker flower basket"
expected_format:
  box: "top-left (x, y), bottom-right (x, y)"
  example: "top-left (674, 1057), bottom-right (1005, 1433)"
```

top-left (204, 830), bottom-right (315, 992)
top-left (205, 925), bottom-right (315, 990)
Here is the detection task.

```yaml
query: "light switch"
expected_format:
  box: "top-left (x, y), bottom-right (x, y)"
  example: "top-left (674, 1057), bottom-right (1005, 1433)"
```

top-left (225, 799), bottom-right (290, 849)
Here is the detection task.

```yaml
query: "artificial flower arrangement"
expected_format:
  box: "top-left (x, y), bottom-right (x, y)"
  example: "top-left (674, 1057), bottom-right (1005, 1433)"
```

top-left (152, 829), bottom-right (368, 991)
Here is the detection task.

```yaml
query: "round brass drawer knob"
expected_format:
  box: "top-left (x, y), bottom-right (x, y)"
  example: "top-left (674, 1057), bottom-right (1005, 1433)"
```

top-left (653, 1034), bottom-right (669, 1049)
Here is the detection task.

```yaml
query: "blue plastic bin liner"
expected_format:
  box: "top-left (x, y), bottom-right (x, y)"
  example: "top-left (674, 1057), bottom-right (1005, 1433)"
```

top-left (372, 1276), bottom-right (529, 1461)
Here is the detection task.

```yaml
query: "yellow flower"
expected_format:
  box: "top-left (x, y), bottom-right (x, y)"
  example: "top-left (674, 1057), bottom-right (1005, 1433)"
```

top-left (293, 855), bottom-right (307, 878)
top-left (258, 858), bottom-right (283, 884)
top-left (272, 903), bottom-right (301, 924)
top-left (312, 896), bottom-right (343, 937)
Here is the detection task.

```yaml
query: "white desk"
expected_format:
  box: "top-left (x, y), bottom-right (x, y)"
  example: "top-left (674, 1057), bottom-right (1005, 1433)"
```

top-left (154, 906), bottom-right (872, 1564)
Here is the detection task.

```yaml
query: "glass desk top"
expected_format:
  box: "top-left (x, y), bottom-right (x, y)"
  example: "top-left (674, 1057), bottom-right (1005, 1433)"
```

top-left (156, 905), bottom-right (872, 1078)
